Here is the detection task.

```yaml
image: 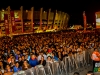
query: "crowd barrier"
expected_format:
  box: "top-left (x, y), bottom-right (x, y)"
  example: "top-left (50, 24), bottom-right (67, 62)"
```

top-left (13, 48), bottom-right (93, 75)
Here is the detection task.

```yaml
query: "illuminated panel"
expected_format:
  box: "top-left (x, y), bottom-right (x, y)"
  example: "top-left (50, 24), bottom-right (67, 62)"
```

top-left (34, 11), bottom-right (40, 19)
top-left (48, 12), bottom-right (54, 28)
top-left (55, 13), bottom-right (58, 20)
top-left (23, 11), bottom-right (31, 20)
top-left (1, 11), bottom-right (4, 21)
top-left (14, 11), bottom-right (21, 22)
top-left (42, 11), bottom-right (47, 27)
top-left (23, 11), bottom-right (32, 32)
top-left (96, 12), bottom-right (100, 28)
top-left (34, 11), bottom-right (40, 30)
top-left (27, 11), bottom-right (31, 20)
top-left (42, 11), bottom-right (47, 20)
top-left (50, 12), bottom-right (54, 20)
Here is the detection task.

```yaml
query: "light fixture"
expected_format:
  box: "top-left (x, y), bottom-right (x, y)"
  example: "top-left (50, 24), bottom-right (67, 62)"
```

top-left (2, 9), bottom-right (4, 11)
top-left (26, 10), bottom-right (28, 12)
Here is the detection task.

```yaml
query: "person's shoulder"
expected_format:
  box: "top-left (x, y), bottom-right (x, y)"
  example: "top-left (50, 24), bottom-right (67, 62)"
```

top-left (13, 66), bottom-right (16, 68)
top-left (93, 51), bottom-right (97, 54)
top-left (29, 59), bottom-right (32, 62)
top-left (34, 59), bottom-right (38, 61)
top-left (54, 56), bottom-right (58, 58)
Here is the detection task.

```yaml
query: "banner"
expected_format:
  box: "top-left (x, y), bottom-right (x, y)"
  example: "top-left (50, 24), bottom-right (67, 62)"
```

top-left (83, 11), bottom-right (87, 31)
top-left (10, 11), bottom-right (16, 33)
top-left (4, 14), bottom-right (9, 35)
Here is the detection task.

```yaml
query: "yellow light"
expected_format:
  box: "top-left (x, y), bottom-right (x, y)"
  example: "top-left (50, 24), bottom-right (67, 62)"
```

top-left (2, 9), bottom-right (4, 11)
top-left (28, 23), bottom-right (30, 24)
top-left (26, 10), bottom-right (28, 12)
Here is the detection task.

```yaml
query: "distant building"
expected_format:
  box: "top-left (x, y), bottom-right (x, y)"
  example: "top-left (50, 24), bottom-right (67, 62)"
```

top-left (0, 6), bottom-right (69, 36)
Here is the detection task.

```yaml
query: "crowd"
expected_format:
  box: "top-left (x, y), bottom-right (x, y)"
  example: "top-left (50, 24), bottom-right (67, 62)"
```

top-left (0, 31), bottom-right (99, 75)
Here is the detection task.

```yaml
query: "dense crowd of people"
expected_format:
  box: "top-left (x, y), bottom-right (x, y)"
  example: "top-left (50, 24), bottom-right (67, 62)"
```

top-left (0, 31), bottom-right (99, 75)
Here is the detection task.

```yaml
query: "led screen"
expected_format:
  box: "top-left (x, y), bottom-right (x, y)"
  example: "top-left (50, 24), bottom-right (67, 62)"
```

top-left (14, 11), bottom-right (21, 21)
top-left (96, 12), bottom-right (100, 28)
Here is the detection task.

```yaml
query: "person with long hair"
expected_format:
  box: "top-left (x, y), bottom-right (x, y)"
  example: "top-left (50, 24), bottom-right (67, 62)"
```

top-left (22, 60), bottom-right (31, 70)
top-left (38, 56), bottom-right (46, 66)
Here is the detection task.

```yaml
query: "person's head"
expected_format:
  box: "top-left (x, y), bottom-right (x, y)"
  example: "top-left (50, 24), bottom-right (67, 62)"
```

top-left (94, 48), bottom-right (98, 52)
top-left (73, 72), bottom-right (80, 75)
top-left (41, 56), bottom-right (44, 61)
top-left (62, 51), bottom-right (65, 55)
top-left (6, 64), bottom-right (10, 70)
top-left (22, 55), bottom-right (25, 60)
top-left (31, 54), bottom-right (36, 60)
top-left (15, 62), bottom-right (19, 67)
top-left (40, 51), bottom-right (44, 56)
top-left (52, 53), bottom-right (55, 57)
top-left (86, 71), bottom-right (94, 75)
top-left (70, 44), bottom-right (73, 48)
top-left (23, 60), bottom-right (28, 65)
top-left (17, 50), bottom-right (20, 55)
top-left (58, 51), bottom-right (61, 55)
top-left (47, 56), bottom-right (52, 61)
top-left (80, 45), bottom-right (83, 49)
top-left (18, 57), bottom-right (22, 61)
top-left (9, 54), bottom-right (13, 58)
top-left (11, 57), bottom-right (15, 63)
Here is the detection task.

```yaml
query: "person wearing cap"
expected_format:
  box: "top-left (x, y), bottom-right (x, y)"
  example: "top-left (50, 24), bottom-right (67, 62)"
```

top-left (47, 49), bottom-right (52, 57)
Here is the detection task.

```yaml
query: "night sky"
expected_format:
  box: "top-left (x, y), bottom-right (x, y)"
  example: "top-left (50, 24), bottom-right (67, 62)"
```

top-left (0, 0), bottom-right (100, 26)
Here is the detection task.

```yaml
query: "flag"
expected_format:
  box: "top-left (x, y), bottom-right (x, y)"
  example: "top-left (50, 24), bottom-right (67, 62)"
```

top-left (4, 14), bottom-right (9, 35)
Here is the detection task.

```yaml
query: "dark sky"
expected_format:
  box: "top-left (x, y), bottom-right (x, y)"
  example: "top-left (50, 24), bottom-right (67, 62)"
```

top-left (1, 0), bottom-right (100, 26)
